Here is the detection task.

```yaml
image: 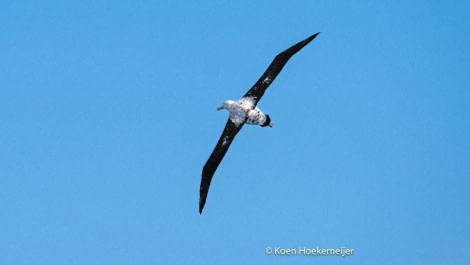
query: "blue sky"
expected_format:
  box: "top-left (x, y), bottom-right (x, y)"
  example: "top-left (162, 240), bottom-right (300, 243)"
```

top-left (1, 1), bottom-right (469, 264)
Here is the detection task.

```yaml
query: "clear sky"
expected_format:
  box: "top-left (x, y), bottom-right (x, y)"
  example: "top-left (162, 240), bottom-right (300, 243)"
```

top-left (1, 1), bottom-right (469, 264)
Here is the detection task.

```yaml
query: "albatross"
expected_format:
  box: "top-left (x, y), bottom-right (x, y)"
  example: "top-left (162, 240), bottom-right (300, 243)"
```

top-left (199, 32), bottom-right (320, 214)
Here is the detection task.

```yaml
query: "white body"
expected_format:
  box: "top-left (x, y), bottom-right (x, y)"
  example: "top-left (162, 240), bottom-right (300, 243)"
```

top-left (218, 97), bottom-right (272, 127)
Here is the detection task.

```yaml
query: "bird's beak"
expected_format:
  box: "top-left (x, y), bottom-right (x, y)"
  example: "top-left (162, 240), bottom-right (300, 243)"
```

top-left (217, 106), bottom-right (223, 111)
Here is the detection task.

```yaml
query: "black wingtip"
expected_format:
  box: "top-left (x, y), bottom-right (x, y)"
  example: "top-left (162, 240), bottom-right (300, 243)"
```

top-left (199, 195), bottom-right (206, 214)
top-left (305, 32), bottom-right (320, 44)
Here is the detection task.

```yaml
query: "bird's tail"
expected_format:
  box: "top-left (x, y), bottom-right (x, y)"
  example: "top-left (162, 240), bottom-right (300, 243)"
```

top-left (261, 115), bottom-right (273, 127)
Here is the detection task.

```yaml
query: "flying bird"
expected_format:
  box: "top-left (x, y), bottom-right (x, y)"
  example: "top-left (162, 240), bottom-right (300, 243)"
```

top-left (199, 32), bottom-right (320, 214)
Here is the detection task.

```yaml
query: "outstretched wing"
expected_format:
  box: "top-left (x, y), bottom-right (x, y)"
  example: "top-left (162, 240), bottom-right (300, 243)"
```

top-left (243, 32), bottom-right (320, 105)
top-left (199, 119), bottom-right (245, 214)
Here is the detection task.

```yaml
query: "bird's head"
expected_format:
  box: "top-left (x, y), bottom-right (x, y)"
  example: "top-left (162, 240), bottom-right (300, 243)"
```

top-left (217, 100), bottom-right (235, 111)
